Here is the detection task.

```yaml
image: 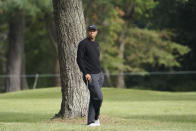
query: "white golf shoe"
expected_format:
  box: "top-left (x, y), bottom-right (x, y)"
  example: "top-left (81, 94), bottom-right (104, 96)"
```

top-left (94, 119), bottom-right (100, 126)
top-left (87, 119), bottom-right (100, 126)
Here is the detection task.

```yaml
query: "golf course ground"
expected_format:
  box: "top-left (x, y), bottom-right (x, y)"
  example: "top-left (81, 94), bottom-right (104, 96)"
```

top-left (0, 87), bottom-right (196, 130)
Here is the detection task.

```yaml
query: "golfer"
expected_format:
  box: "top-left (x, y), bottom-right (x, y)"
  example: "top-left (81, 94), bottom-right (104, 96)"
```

top-left (77, 25), bottom-right (104, 126)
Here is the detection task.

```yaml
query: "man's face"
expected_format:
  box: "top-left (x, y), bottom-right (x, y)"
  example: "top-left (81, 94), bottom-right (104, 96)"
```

top-left (88, 30), bottom-right (98, 39)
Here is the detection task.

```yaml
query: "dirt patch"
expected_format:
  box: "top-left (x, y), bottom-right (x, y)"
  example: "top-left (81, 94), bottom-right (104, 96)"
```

top-left (47, 115), bottom-right (130, 126)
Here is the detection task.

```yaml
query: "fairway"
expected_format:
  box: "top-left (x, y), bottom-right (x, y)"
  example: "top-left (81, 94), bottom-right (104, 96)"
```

top-left (0, 87), bottom-right (196, 130)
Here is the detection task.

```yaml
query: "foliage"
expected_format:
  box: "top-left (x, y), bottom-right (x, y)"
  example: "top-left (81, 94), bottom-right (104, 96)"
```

top-left (151, 0), bottom-right (196, 71)
top-left (83, 0), bottom-right (124, 72)
top-left (83, 0), bottom-right (190, 74)
top-left (0, 0), bottom-right (195, 90)
top-left (124, 28), bottom-right (190, 72)
top-left (0, 21), bottom-right (8, 74)
top-left (0, 0), bottom-right (55, 89)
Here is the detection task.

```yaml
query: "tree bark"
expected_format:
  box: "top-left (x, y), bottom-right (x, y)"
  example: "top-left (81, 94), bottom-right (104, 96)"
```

top-left (116, 70), bottom-right (125, 88)
top-left (104, 67), bottom-right (112, 87)
top-left (21, 52), bottom-right (29, 90)
top-left (53, 58), bottom-right (61, 87)
top-left (52, 0), bottom-right (89, 118)
top-left (5, 11), bottom-right (25, 92)
top-left (116, 32), bottom-right (126, 88)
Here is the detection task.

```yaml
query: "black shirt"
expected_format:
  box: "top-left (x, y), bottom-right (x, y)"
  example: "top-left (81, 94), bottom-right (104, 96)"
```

top-left (77, 37), bottom-right (101, 75)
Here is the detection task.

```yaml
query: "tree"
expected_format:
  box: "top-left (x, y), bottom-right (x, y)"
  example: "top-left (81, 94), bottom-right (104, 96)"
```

top-left (124, 28), bottom-right (190, 71)
top-left (106, 0), bottom-right (157, 88)
top-left (4, 10), bottom-right (25, 92)
top-left (33, 0), bottom-right (61, 87)
top-left (0, 0), bottom-right (40, 91)
top-left (82, 0), bottom-right (190, 88)
top-left (152, 0), bottom-right (196, 70)
top-left (0, 0), bottom-right (56, 91)
top-left (0, 15), bottom-right (8, 80)
top-left (52, 0), bottom-right (88, 118)
top-left (44, 12), bottom-right (61, 87)
top-left (83, 0), bottom-right (125, 87)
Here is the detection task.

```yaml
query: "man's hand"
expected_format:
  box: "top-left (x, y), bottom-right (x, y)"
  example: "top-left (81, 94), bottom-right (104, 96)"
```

top-left (85, 74), bottom-right (92, 82)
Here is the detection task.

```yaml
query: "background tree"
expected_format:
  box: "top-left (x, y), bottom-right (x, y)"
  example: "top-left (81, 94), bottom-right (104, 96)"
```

top-left (83, 0), bottom-right (190, 88)
top-left (152, 0), bottom-right (196, 71)
top-left (124, 28), bottom-right (190, 71)
top-left (0, 0), bottom-right (40, 91)
top-left (0, 0), bottom-right (59, 90)
top-left (34, 0), bottom-right (61, 86)
top-left (5, 10), bottom-right (25, 92)
top-left (0, 0), bottom-right (195, 92)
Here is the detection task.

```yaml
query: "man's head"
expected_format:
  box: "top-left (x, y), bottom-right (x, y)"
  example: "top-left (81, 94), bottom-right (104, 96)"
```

top-left (87, 25), bottom-right (98, 40)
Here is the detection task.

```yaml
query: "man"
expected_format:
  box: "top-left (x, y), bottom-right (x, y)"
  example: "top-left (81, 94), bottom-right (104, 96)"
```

top-left (76, 25), bottom-right (104, 126)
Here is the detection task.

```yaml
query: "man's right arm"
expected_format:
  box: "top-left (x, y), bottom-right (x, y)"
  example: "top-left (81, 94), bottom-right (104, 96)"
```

top-left (77, 42), bottom-right (87, 76)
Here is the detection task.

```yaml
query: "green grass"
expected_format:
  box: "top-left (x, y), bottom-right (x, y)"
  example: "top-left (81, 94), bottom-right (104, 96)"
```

top-left (0, 87), bottom-right (196, 130)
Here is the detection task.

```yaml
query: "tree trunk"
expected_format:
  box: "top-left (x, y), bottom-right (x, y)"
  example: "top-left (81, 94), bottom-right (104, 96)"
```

top-left (52, 0), bottom-right (89, 118)
top-left (116, 33), bottom-right (126, 88)
top-left (54, 58), bottom-right (61, 87)
top-left (5, 11), bottom-right (25, 92)
top-left (21, 52), bottom-right (29, 90)
top-left (117, 70), bottom-right (125, 88)
top-left (104, 67), bottom-right (112, 87)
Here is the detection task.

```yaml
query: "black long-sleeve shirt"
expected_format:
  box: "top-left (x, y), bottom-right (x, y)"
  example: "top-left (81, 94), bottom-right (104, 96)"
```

top-left (77, 37), bottom-right (101, 75)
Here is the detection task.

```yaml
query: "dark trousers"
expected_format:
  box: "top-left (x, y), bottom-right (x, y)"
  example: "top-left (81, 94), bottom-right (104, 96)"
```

top-left (83, 71), bottom-right (104, 124)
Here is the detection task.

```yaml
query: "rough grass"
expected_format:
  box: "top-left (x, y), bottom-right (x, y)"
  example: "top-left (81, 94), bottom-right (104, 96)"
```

top-left (0, 87), bottom-right (196, 130)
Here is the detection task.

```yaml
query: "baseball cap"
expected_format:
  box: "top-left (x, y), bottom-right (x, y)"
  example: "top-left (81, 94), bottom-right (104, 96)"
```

top-left (87, 24), bottom-right (98, 31)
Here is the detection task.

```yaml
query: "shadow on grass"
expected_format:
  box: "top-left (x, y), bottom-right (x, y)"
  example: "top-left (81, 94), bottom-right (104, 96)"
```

top-left (0, 111), bottom-right (131, 126)
top-left (1, 111), bottom-right (196, 125)
top-left (0, 112), bottom-right (53, 123)
top-left (122, 114), bottom-right (196, 123)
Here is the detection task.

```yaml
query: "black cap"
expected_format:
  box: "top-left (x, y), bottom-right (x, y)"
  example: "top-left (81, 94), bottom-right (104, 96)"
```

top-left (88, 24), bottom-right (98, 31)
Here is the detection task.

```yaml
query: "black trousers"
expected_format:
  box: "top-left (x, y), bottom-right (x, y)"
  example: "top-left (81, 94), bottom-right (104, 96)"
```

top-left (83, 71), bottom-right (104, 124)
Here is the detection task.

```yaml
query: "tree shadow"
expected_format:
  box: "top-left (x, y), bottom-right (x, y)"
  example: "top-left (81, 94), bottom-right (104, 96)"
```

top-left (0, 112), bottom-right (52, 123)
